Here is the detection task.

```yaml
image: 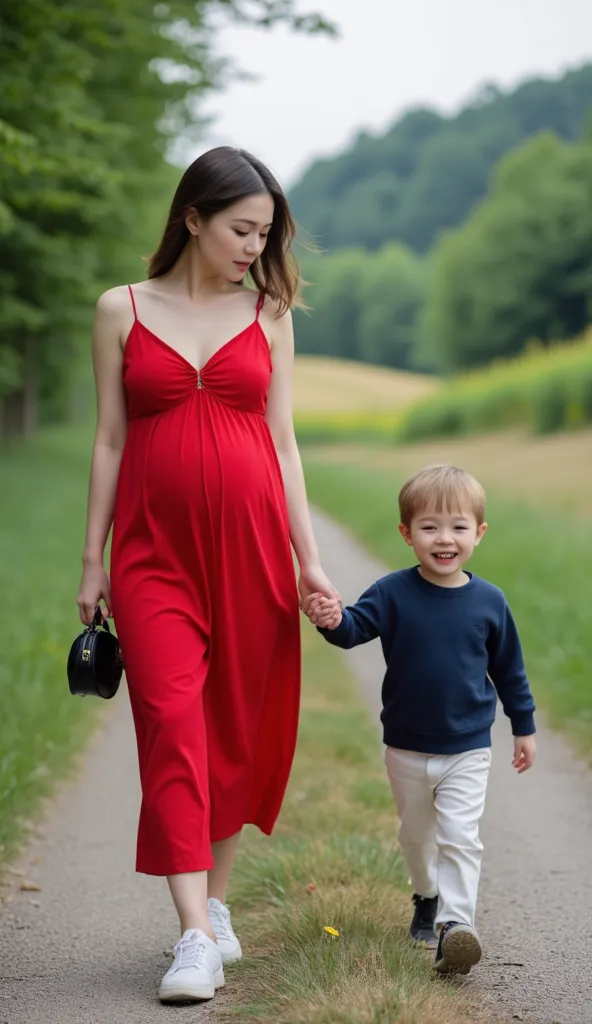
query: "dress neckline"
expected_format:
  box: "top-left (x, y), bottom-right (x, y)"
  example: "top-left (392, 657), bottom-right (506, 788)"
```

top-left (125, 318), bottom-right (266, 374)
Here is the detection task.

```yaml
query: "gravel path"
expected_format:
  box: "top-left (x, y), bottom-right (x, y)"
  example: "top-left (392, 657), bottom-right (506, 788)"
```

top-left (1, 508), bottom-right (590, 1023)
top-left (312, 508), bottom-right (592, 1024)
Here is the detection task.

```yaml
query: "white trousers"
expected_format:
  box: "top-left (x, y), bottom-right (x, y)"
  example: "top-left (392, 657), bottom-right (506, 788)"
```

top-left (385, 746), bottom-right (491, 930)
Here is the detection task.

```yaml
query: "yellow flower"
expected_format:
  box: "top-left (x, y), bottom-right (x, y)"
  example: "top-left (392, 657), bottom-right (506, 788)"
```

top-left (323, 926), bottom-right (340, 937)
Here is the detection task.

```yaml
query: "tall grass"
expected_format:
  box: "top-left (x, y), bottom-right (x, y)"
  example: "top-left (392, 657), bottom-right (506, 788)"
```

top-left (303, 456), bottom-right (592, 758)
top-left (0, 427), bottom-right (97, 866)
top-left (399, 332), bottom-right (592, 442)
top-left (295, 411), bottom-right (403, 445)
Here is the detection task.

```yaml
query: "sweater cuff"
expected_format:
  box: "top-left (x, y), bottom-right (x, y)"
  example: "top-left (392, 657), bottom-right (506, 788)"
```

top-left (316, 612), bottom-right (350, 642)
top-left (511, 711), bottom-right (536, 736)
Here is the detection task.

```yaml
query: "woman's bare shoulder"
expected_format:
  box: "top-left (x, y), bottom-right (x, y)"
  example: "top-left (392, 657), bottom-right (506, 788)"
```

top-left (96, 284), bottom-right (135, 317)
top-left (260, 294), bottom-right (292, 319)
top-left (260, 295), bottom-right (293, 337)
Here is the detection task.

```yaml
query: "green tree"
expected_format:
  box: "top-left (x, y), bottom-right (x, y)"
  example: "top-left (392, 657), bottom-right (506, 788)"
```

top-left (0, 0), bottom-right (335, 436)
top-left (295, 249), bottom-right (366, 360)
top-left (294, 243), bottom-right (426, 369)
top-left (421, 131), bottom-right (592, 371)
top-left (357, 244), bottom-right (425, 368)
top-left (289, 64), bottom-right (592, 254)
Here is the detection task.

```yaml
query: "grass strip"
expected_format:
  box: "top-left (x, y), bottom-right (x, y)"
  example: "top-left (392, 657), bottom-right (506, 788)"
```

top-left (0, 426), bottom-right (98, 868)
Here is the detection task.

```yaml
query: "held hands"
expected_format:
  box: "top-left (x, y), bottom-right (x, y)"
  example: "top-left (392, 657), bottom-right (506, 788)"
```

top-left (301, 592), bottom-right (343, 630)
top-left (513, 735), bottom-right (536, 774)
top-left (298, 564), bottom-right (341, 630)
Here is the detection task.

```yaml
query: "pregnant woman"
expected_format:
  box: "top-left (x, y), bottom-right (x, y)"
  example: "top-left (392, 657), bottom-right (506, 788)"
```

top-left (77, 146), bottom-right (337, 1004)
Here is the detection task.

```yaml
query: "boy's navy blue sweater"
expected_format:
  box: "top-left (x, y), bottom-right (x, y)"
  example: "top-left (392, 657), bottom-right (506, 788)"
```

top-left (318, 567), bottom-right (535, 755)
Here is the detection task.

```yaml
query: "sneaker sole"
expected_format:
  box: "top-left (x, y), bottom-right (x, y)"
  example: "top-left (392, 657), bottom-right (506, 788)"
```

top-left (434, 926), bottom-right (482, 976)
top-left (159, 967), bottom-right (225, 1003)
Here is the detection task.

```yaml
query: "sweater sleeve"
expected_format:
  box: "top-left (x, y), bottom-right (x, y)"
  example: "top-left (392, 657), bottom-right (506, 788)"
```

top-left (487, 598), bottom-right (536, 736)
top-left (317, 580), bottom-right (385, 650)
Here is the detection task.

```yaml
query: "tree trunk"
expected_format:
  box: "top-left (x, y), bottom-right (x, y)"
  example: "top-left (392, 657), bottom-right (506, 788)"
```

top-left (0, 338), bottom-right (37, 439)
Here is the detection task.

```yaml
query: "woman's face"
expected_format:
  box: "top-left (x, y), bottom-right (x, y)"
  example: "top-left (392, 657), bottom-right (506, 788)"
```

top-left (192, 193), bottom-right (275, 282)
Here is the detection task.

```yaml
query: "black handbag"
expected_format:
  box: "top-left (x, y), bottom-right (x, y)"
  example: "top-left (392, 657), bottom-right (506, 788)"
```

top-left (67, 606), bottom-right (123, 699)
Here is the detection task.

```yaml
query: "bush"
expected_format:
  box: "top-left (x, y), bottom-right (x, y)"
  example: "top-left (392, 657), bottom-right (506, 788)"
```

top-left (398, 331), bottom-right (592, 442)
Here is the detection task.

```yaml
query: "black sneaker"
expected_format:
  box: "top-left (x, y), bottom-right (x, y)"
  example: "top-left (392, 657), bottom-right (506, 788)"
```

top-left (409, 893), bottom-right (438, 948)
top-left (434, 921), bottom-right (482, 975)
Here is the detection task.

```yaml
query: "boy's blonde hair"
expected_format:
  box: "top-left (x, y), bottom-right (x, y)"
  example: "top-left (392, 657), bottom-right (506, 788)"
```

top-left (398, 465), bottom-right (486, 526)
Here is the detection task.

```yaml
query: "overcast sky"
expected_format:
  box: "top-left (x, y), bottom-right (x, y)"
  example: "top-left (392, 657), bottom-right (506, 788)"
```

top-left (194, 0), bottom-right (592, 188)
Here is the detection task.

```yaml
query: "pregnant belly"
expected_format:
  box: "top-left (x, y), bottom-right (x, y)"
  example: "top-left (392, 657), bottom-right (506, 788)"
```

top-left (120, 405), bottom-right (282, 519)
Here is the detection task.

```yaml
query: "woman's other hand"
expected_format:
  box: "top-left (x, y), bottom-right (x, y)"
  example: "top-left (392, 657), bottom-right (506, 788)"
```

top-left (77, 562), bottom-right (112, 625)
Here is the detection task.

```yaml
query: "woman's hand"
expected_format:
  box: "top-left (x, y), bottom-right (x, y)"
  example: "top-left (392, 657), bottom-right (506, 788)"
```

top-left (77, 561), bottom-right (112, 625)
top-left (298, 563), bottom-right (340, 607)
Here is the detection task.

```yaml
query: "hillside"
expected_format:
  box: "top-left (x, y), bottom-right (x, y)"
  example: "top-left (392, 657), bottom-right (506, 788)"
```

top-left (293, 355), bottom-right (436, 413)
top-left (289, 64), bottom-right (592, 253)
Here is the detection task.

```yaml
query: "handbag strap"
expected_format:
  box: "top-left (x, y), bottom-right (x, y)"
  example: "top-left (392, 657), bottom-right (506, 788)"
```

top-left (92, 605), bottom-right (111, 633)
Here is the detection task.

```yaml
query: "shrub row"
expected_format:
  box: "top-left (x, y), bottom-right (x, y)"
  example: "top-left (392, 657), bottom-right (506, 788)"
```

top-left (398, 332), bottom-right (592, 442)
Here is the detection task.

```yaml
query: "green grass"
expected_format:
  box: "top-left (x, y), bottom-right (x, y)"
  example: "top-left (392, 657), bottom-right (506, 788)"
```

top-left (224, 625), bottom-right (479, 1024)
top-left (295, 411), bottom-right (403, 446)
top-left (303, 455), bottom-right (592, 759)
top-left (0, 426), bottom-right (99, 867)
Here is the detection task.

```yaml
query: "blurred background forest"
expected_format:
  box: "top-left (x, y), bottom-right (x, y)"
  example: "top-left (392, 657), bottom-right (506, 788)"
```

top-left (2, 3), bottom-right (592, 446)
top-left (293, 65), bottom-right (592, 375)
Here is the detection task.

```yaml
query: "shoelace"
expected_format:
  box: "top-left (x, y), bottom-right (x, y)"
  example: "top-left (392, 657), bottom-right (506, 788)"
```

top-left (209, 904), bottom-right (233, 941)
top-left (173, 936), bottom-right (207, 972)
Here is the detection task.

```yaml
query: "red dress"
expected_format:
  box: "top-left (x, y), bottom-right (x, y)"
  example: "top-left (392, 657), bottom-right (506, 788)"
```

top-left (110, 287), bottom-right (301, 875)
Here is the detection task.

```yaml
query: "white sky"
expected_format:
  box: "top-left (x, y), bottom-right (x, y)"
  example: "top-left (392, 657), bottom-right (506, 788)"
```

top-left (195, 0), bottom-right (592, 188)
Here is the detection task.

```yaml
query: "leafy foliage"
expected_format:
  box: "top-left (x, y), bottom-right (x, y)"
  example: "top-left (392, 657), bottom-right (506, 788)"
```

top-left (292, 67), bottom-right (592, 375)
top-left (0, 0), bottom-right (333, 434)
top-left (290, 65), bottom-right (592, 254)
top-left (421, 131), bottom-right (592, 371)
top-left (399, 330), bottom-right (592, 442)
top-left (296, 243), bottom-right (425, 369)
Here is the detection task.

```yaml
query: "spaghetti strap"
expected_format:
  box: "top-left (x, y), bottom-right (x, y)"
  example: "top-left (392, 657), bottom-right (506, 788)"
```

top-left (128, 285), bottom-right (138, 321)
top-left (255, 292), bottom-right (264, 320)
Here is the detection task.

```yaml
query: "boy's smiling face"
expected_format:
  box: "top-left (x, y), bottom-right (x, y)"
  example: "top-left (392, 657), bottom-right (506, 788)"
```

top-left (399, 505), bottom-right (487, 587)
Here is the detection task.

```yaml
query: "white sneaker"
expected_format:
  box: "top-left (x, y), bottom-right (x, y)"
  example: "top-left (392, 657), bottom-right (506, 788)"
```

top-left (159, 929), bottom-right (224, 1003)
top-left (208, 897), bottom-right (243, 964)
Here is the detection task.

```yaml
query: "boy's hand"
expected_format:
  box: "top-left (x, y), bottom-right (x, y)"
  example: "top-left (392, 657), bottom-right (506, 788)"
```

top-left (301, 592), bottom-right (342, 630)
top-left (512, 735), bottom-right (536, 774)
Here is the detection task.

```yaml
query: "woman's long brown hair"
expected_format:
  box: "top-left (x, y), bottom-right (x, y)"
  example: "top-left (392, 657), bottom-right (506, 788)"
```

top-left (149, 147), bottom-right (302, 315)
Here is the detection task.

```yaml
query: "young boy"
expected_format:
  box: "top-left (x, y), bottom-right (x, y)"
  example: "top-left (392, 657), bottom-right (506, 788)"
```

top-left (303, 464), bottom-right (536, 976)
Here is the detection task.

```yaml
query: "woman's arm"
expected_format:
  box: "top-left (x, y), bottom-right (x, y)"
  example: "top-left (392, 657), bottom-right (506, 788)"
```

top-left (77, 288), bottom-right (129, 623)
top-left (264, 305), bottom-right (339, 603)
